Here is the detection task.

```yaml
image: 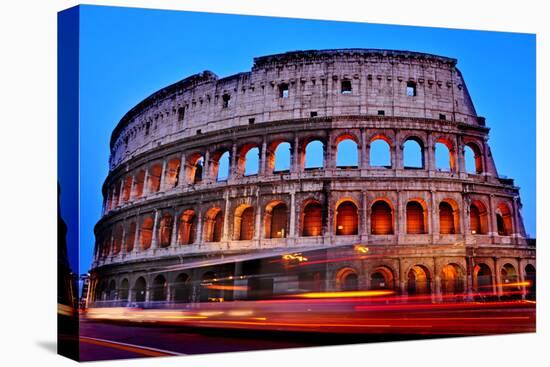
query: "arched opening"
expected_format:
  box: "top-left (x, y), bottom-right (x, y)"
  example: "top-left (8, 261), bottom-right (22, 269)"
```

top-left (200, 272), bottom-right (220, 302)
top-left (107, 279), bottom-right (116, 301)
top-left (501, 263), bottom-right (518, 286)
top-left (244, 147), bottom-right (260, 176)
top-left (265, 202), bottom-right (288, 238)
top-left (212, 151), bottom-right (230, 181)
top-left (203, 208), bottom-right (223, 242)
top-left (231, 143), bottom-right (260, 177)
top-left (406, 200), bottom-right (426, 234)
top-left (147, 164), bottom-right (162, 193)
top-left (473, 263), bottom-right (493, 293)
top-left (119, 279), bottom-right (129, 301)
top-left (112, 224), bottom-right (123, 254)
top-left (304, 140), bottom-right (324, 169)
top-left (158, 213), bottom-right (173, 247)
top-left (234, 205), bottom-right (255, 240)
top-left (464, 143), bottom-right (483, 174)
top-left (134, 170), bottom-right (145, 198)
top-left (525, 264), bottom-right (536, 300)
top-left (435, 141), bottom-right (454, 171)
top-left (192, 156), bottom-right (204, 184)
top-left (151, 275), bottom-right (167, 302)
top-left (336, 267), bottom-right (359, 291)
top-left (96, 281), bottom-right (106, 301)
top-left (111, 184), bottom-right (120, 208)
top-left (302, 201), bottom-right (323, 236)
top-left (237, 144), bottom-right (260, 176)
top-left (133, 277), bottom-right (146, 303)
top-left (403, 138), bottom-right (424, 169)
top-left (125, 222), bottom-right (136, 252)
top-left (441, 264), bottom-right (464, 295)
top-left (101, 231), bottom-right (111, 258)
top-left (370, 266), bottom-right (395, 290)
top-left (271, 142), bottom-right (291, 173)
top-left (470, 200), bottom-right (489, 235)
top-left (496, 203), bottom-right (513, 235)
top-left (164, 158), bottom-right (181, 188)
top-left (371, 200), bottom-right (393, 235)
top-left (140, 217), bottom-right (154, 250)
top-left (336, 138), bottom-right (358, 168)
top-left (122, 175), bottom-right (133, 202)
top-left (178, 210), bottom-right (196, 245)
top-left (407, 265), bottom-right (431, 295)
top-left (439, 201), bottom-right (456, 234)
top-left (370, 137), bottom-right (391, 168)
top-left (173, 274), bottom-right (192, 303)
top-left (335, 201), bottom-right (358, 235)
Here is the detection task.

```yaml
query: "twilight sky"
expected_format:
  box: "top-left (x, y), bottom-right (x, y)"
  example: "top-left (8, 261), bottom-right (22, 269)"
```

top-left (71, 5), bottom-right (535, 274)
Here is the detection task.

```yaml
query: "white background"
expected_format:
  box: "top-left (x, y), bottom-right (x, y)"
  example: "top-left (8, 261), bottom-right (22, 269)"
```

top-left (0, 0), bottom-right (546, 366)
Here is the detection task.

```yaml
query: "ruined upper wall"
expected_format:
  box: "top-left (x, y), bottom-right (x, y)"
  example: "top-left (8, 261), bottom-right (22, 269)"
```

top-left (109, 49), bottom-right (480, 170)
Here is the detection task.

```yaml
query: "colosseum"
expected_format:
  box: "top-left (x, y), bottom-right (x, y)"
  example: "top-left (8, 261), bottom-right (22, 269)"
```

top-left (88, 49), bottom-right (535, 307)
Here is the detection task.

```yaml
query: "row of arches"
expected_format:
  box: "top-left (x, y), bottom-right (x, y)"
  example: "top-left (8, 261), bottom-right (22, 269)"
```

top-left (94, 272), bottom-right (226, 304)
top-left (104, 133), bottom-right (486, 213)
top-left (92, 262), bottom-right (535, 304)
top-left (97, 196), bottom-right (516, 259)
top-left (336, 262), bottom-right (535, 298)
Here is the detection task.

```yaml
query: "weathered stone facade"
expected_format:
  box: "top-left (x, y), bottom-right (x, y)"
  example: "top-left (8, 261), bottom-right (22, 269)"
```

top-left (89, 49), bottom-right (535, 306)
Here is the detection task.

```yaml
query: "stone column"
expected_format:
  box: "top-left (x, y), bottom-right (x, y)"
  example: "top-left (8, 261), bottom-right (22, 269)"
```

top-left (108, 231), bottom-right (115, 262)
top-left (203, 150), bottom-right (210, 183)
top-left (434, 259), bottom-right (442, 302)
top-left (324, 132), bottom-right (334, 170)
top-left (230, 142), bottom-right (238, 179)
top-left (325, 189), bottom-right (333, 240)
top-left (120, 224), bottom-right (127, 256)
top-left (399, 258), bottom-right (408, 297)
top-left (465, 254), bottom-right (474, 301)
top-left (143, 167), bottom-right (150, 196)
top-left (396, 144), bottom-right (405, 171)
top-left (159, 158), bottom-right (167, 191)
top-left (170, 210), bottom-right (179, 247)
top-left (427, 133), bottom-right (435, 172)
top-left (222, 191), bottom-right (231, 242)
top-left (233, 262), bottom-right (247, 300)
top-left (397, 190), bottom-right (405, 242)
top-left (117, 180), bottom-right (125, 207)
top-left (489, 194), bottom-right (497, 239)
top-left (454, 136), bottom-right (462, 175)
top-left (289, 191), bottom-right (296, 237)
top-left (292, 134), bottom-right (299, 174)
top-left (361, 190), bottom-right (368, 237)
top-left (494, 258), bottom-right (503, 297)
top-left (511, 197), bottom-right (521, 238)
top-left (133, 214), bottom-right (141, 254)
top-left (260, 136), bottom-right (267, 175)
top-left (430, 190), bottom-right (437, 239)
top-left (196, 208), bottom-right (203, 245)
top-left (254, 192), bottom-right (262, 242)
top-left (151, 210), bottom-right (159, 249)
top-left (518, 258), bottom-right (526, 300)
top-left (360, 128), bottom-right (368, 170)
top-left (177, 152), bottom-right (186, 187)
top-left (462, 195), bottom-right (470, 238)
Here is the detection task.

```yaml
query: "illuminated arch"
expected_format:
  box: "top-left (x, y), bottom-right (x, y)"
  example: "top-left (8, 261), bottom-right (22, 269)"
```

top-left (335, 200), bottom-right (359, 235)
top-left (264, 200), bottom-right (288, 238)
top-left (371, 199), bottom-right (394, 235)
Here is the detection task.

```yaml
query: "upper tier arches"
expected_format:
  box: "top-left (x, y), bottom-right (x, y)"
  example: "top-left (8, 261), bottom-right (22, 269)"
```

top-left (108, 49), bottom-right (482, 169)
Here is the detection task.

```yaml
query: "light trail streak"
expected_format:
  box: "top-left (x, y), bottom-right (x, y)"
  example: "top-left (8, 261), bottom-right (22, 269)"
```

top-left (293, 290), bottom-right (395, 298)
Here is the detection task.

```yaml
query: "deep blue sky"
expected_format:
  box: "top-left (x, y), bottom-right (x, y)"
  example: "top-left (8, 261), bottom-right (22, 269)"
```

top-left (75, 5), bottom-right (535, 274)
